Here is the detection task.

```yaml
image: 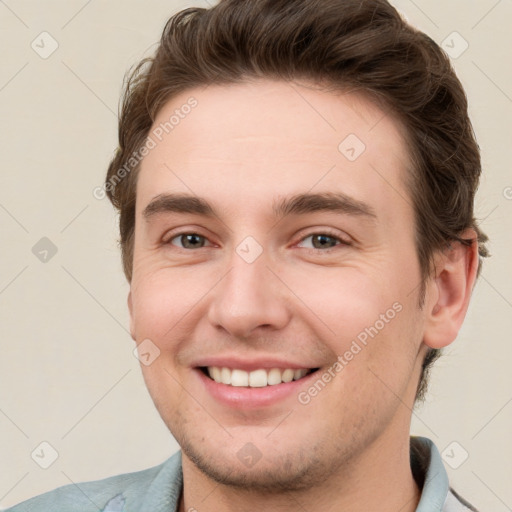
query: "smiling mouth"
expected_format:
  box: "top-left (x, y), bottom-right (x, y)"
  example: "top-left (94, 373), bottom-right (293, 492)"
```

top-left (199, 366), bottom-right (320, 388)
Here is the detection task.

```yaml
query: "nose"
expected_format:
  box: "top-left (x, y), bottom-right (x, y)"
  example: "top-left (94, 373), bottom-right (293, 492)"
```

top-left (206, 248), bottom-right (291, 339)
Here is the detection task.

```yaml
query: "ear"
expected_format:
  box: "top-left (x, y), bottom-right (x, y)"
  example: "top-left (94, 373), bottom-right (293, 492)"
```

top-left (423, 229), bottom-right (479, 349)
top-left (127, 290), bottom-right (136, 342)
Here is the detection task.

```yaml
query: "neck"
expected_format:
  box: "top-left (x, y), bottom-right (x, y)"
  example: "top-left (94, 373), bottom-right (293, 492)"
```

top-left (178, 430), bottom-right (421, 512)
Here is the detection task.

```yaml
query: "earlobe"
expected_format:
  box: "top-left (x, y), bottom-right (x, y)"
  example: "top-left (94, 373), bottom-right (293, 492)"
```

top-left (423, 229), bottom-right (479, 349)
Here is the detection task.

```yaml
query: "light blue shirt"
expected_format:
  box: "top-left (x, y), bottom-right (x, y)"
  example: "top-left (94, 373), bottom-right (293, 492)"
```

top-left (5, 437), bottom-right (478, 511)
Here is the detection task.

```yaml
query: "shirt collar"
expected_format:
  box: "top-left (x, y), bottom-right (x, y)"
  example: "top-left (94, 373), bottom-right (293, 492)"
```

top-left (139, 450), bottom-right (183, 512)
top-left (412, 436), bottom-right (450, 512)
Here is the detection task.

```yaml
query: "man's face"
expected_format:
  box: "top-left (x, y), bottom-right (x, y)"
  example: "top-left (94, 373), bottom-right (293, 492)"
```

top-left (129, 80), bottom-right (429, 489)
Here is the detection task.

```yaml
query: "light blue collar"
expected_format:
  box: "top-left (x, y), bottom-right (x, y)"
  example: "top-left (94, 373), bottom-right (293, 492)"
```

top-left (413, 437), bottom-right (450, 512)
top-left (138, 450), bottom-right (183, 512)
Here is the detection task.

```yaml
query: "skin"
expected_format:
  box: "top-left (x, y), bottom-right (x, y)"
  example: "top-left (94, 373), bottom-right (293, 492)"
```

top-left (127, 80), bottom-right (478, 512)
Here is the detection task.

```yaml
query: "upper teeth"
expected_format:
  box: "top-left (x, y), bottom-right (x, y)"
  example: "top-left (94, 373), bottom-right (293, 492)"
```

top-left (206, 367), bottom-right (310, 387)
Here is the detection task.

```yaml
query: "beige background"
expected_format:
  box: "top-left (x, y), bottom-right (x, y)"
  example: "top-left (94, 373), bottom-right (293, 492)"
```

top-left (0, 0), bottom-right (511, 509)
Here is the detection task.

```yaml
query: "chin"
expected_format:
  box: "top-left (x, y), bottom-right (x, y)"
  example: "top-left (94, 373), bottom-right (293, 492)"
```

top-left (181, 438), bottom-right (331, 492)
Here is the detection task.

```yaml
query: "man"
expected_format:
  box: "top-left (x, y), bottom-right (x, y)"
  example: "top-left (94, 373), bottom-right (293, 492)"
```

top-left (7, 0), bottom-right (488, 510)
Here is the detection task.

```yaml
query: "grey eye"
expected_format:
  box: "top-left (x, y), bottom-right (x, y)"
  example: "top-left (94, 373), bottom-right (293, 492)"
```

top-left (171, 233), bottom-right (207, 249)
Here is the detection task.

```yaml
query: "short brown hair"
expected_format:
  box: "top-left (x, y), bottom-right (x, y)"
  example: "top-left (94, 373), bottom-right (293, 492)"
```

top-left (105, 0), bottom-right (488, 401)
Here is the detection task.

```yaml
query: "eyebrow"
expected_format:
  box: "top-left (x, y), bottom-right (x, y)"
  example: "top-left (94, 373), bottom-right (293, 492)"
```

top-left (142, 192), bottom-right (377, 221)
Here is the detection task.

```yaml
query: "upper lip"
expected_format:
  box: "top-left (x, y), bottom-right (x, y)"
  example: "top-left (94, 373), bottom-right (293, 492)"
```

top-left (192, 356), bottom-right (320, 372)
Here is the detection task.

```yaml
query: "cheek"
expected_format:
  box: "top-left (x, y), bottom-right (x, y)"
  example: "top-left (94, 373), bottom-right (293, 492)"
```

top-left (130, 266), bottom-right (204, 342)
top-left (130, 268), bottom-right (205, 412)
top-left (285, 262), bottom-right (422, 378)
top-left (285, 265), bottom-right (393, 342)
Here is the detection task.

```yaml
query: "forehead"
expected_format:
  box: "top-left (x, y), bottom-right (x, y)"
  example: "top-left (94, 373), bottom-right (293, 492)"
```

top-left (136, 79), bottom-right (412, 222)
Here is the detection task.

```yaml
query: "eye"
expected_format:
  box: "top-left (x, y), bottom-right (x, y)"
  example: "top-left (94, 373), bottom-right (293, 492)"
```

top-left (296, 232), bottom-right (350, 250)
top-left (167, 233), bottom-right (211, 249)
top-left (164, 231), bottom-right (350, 251)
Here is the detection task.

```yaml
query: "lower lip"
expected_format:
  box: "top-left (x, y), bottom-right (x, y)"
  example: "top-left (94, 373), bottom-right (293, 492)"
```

top-left (195, 368), bottom-right (319, 409)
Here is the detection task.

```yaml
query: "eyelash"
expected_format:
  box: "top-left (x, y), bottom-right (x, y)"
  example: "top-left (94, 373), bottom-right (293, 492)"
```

top-left (164, 229), bottom-right (352, 252)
